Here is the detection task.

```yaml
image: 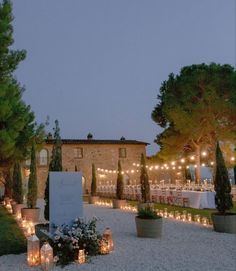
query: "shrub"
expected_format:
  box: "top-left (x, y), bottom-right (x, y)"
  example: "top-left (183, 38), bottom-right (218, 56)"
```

top-left (137, 206), bottom-right (160, 219)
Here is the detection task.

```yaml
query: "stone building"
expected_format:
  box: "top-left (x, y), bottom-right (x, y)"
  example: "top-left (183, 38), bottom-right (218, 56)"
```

top-left (35, 138), bottom-right (148, 199)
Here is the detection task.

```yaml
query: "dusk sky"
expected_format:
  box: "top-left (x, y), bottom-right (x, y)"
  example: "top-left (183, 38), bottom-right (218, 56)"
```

top-left (11, 0), bottom-right (235, 155)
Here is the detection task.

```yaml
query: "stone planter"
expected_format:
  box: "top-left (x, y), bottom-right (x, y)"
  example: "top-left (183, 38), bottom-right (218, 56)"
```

top-left (12, 203), bottom-right (25, 215)
top-left (112, 199), bottom-right (126, 209)
top-left (211, 213), bottom-right (236, 234)
top-left (135, 216), bottom-right (162, 238)
top-left (89, 196), bottom-right (99, 204)
top-left (35, 223), bottom-right (50, 240)
top-left (21, 208), bottom-right (40, 223)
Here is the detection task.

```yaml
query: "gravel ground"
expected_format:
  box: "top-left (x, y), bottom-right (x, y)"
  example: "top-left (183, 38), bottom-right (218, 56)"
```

top-left (0, 204), bottom-right (235, 271)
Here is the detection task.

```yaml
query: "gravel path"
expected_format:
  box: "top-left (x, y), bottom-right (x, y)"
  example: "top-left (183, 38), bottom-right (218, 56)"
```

top-left (0, 204), bottom-right (235, 271)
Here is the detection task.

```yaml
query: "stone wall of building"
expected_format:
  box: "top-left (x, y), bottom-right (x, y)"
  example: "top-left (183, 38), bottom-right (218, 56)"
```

top-left (36, 142), bottom-right (146, 198)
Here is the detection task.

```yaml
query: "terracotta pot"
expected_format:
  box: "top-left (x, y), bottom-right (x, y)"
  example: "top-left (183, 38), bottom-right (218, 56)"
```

top-left (135, 216), bottom-right (162, 238)
top-left (21, 208), bottom-right (40, 223)
top-left (212, 213), bottom-right (236, 234)
top-left (112, 199), bottom-right (126, 209)
top-left (89, 196), bottom-right (99, 204)
top-left (12, 203), bottom-right (25, 215)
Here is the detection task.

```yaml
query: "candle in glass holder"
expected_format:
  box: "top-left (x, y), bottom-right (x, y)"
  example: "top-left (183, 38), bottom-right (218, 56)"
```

top-left (27, 234), bottom-right (40, 266)
top-left (164, 208), bottom-right (168, 218)
top-left (202, 217), bottom-right (209, 226)
top-left (78, 249), bottom-right (86, 264)
top-left (187, 213), bottom-right (192, 222)
top-left (194, 214), bottom-right (201, 223)
top-left (16, 212), bottom-right (21, 221)
top-left (40, 242), bottom-right (53, 271)
top-left (100, 239), bottom-right (110, 254)
top-left (159, 210), bottom-right (164, 217)
top-left (175, 211), bottom-right (181, 220)
top-left (169, 211), bottom-right (174, 218)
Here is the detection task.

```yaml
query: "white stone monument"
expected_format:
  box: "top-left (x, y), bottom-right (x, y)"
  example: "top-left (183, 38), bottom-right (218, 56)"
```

top-left (49, 172), bottom-right (83, 231)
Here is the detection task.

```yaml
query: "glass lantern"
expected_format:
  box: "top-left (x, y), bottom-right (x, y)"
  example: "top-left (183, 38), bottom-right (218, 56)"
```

top-left (102, 228), bottom-right (113, 252)
top-left (100, 239), bottom-right (110, 255)
top-left (78, 249), bottom-right (86, 264)
top-left (40, 242), bottom-right (54, 271)
top-left (27, 234), bottom-right (40, 266)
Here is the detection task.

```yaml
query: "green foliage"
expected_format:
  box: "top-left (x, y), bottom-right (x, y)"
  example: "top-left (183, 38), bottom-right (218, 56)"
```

top-left (0, 0), bottom-right (40, 166)
top-left (12, 161), bottom-right (23, 204)
top-left (4, 170), bottom-right (13, 197)
top-left (87, 133), bottom-right (93, 140)
top-left (152, 63), bottom-right (236, 180)
top-left (44, 120), bottom-right (62, 220)
top-left (0, 205), bottom-right (26, 256)
top-left (214, 142), bottom-right (233, 214)
top-left (140, 153), bottom-right (150, 203)
top-left (91, 163), bottom-right (97, 196)
top-left (116, 160), bottom-right (124, 200)
top-left (137, 206), bottom-right (160, 219)
top-left (27, 141), bottom-right (37, 208)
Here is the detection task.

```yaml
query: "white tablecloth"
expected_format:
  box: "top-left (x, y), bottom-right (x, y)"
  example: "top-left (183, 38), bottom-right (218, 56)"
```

top-left (150, 189), bottom-right (216, 209)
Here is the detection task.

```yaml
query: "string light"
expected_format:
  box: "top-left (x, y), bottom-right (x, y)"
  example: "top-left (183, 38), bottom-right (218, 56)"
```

top-left (202, 151), bottom-right (207, 156)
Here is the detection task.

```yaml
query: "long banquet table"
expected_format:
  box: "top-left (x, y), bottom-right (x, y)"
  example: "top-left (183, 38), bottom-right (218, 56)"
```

top-left (150, 189), bottom-right (216, 209)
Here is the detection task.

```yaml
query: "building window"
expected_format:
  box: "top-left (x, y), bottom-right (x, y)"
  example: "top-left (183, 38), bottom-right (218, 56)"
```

top-left (119, 148), bottom-right (126, 158)
top-left (74, 148), bottom-right (83, 159)
top-left (39, 149), bottom-right (48, 166)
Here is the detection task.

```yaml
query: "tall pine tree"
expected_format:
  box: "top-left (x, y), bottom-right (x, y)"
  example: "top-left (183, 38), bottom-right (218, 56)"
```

top-left (0, 0), bottom-right (36, 163)
top-left (44, 120), bottom-right (62, 220)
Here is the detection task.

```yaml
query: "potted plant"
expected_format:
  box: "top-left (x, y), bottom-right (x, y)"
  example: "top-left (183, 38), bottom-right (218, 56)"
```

top-left (113, 160), bottom-right (126, 209)
top-left (12, 161), bottom-right (25, 214)
top-left (211, 142), bottom-right (236, 234)
top-left (135, 206), bottom-right (162, 238)
top-left (89, 164), bottom-right (99, 204)
top-left (21, 141), bottom-right (40, 222)
top-left (138, 153), bottom-right (152, 210)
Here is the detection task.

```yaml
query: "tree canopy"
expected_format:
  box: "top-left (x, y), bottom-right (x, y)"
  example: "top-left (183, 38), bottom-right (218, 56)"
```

top-left (152, 63), bottom-right (236, 182)
top-left (0, 0), bottom-right (44, 167)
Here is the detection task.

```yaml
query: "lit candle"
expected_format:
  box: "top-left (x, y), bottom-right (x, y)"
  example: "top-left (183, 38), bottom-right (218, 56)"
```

top-left (78, 249), bottom-right (86, 264)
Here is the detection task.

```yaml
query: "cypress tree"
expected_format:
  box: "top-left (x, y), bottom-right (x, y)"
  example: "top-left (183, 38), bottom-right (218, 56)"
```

top-left (12, 161), bottom-right (23, 204)
top-left (116, 160), bottom-right (124, 200)
top-left (91, 164), bottom-right (97, 196)
top-left (27, 141), bottom-right (37, 208)
top-left (140, 153), bottom-right (150, 203)
top-left (4, 170), bottom-right (13, 198)
top-left (44, 120), bottom-right (62, 220)
top-left (214, 142), bottom-right (233, 214)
